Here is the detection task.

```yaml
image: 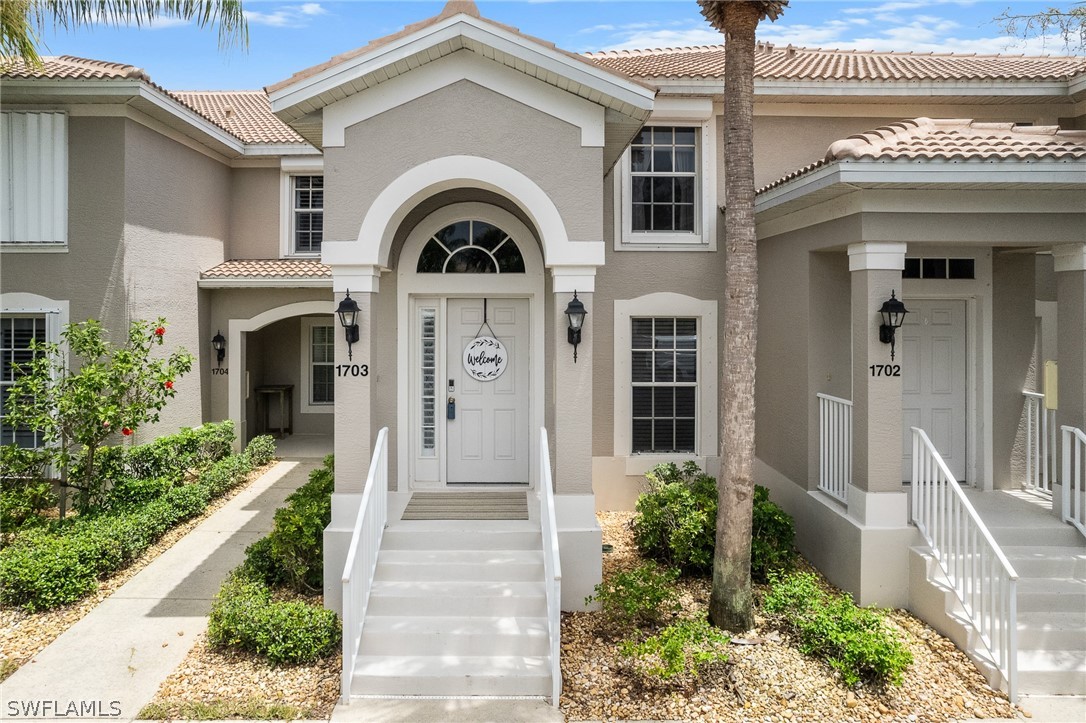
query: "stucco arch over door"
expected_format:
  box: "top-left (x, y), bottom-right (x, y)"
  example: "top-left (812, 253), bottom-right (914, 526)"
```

top-left (321, 155), bottom-right (604, 271)
top-left (227, 300), bottom-right (331, 445)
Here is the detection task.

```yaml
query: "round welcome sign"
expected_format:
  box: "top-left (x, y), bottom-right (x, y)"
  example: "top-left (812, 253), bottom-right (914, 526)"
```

top-left (463, 336), bottom-right (507, 381)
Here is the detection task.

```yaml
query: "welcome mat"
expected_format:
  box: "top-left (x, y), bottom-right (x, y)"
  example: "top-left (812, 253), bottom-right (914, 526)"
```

top-left (401, 491), bottom-right (529, 520)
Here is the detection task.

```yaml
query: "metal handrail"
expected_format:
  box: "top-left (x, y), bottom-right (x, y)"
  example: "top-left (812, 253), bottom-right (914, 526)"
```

top-left (340, 427), bottom-right (389, 703)
top-left (1022, 391), bottom-right (1055, 495)
top-left (1061, 425), bottom-right (1086, 539)
top-left (911, 427), bottom-right (1018, 701)
top-left (538, 427), bottom-right (563, 707)
top-left (816, 393), bottom-right (852, 504)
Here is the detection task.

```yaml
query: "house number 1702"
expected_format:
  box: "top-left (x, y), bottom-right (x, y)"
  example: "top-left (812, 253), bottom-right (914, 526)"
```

top-left (336, 364), bottom-right (369, 377)
top-left (870, 364), bottom-right (901, 377)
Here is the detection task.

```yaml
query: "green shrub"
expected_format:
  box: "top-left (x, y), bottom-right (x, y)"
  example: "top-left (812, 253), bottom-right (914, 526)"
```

top-left (586, 562), bottom-right (681, 633)
top-left (198, 453), bottom-right (253, 499)
top-left (751, 485), bottom-right (796, 582)
top-left (633, 462), bottom-right (796, 578)
top-left (245, 435), bottom-right (277, 467)
top-left (267, 459), bottom-right (334, 591)
top-left (0, 446), bottom-right (55, 531)
top-left (763, 572), bottom-right (912, 687)
top-left (103, 476), bottom-right (174, 511)
top-left (0, 532), bottom-right (100, 610)
top-left (620, 618), bottom-right (730, 683)
top-left (125, 422), bottom-right (236, 481)
top-left (207, 575), bottom-right (339, 664)
top-left (238, 536), bottom-right (284, 587)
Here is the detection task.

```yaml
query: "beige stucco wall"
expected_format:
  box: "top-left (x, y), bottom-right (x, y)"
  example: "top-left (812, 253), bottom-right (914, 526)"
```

top-left (229, 167), bottom-right (281, 259)
top-left (324, 79), bottom-right (603, 247)
top-left (992, 253), bottom-right (1038, 489)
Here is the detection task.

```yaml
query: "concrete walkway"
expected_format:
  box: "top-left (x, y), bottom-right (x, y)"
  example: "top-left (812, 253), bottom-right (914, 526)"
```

top-left (0, 459), bottom-right (317, 722)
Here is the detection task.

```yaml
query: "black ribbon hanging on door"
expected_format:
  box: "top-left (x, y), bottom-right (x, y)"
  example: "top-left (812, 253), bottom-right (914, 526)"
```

top-left (473, 298), bottom-right (497, 339)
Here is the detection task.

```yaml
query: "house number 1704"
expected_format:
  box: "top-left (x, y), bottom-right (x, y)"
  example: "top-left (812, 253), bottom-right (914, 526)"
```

top-left (336, 364), bottom-right (369, 377)
top-left (870, 364), bottom-right (901, 377)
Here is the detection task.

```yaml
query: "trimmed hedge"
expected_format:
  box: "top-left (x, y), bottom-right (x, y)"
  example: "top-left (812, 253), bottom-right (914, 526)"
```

top-left (207, 575), bottom-right (339, 664)
top-left (0, 434), bottom-right (273, 612)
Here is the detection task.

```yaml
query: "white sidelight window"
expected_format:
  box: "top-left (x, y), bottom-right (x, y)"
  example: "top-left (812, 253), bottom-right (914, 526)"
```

top-left (290, 175), bottom-right (323, 255)
top-left (1, 111), bottom-right (68, 246)
top-left (419, 307), bottom-right (437, 457)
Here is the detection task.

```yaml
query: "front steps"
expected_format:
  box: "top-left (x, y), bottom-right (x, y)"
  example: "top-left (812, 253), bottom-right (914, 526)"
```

top-left (347, 519), bottom-right (553, 699)
top-left (910, 490), bottom-right (1086, 696)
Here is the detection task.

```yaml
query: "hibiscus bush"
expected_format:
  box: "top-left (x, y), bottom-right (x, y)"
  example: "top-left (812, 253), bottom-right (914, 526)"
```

top-left (1, 318), bottom-right (193, 515)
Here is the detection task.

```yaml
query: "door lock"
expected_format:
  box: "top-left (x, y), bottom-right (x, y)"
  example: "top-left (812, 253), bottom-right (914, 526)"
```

top-left (447, 396), bottom-right (456, 420)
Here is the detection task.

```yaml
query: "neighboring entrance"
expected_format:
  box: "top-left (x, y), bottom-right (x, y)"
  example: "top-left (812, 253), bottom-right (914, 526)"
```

top-left (446, 298), bottom-right (530, 484)
top-left (901, 299), bottom-right (967, 481)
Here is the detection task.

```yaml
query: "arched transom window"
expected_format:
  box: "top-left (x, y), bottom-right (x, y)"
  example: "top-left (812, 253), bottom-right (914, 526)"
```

top-left (416, 220), bottom-right (526, 274)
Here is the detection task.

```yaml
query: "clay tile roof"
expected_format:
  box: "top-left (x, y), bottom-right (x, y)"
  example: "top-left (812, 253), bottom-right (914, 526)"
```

top-left (0, 54), bottom-right (152, 81)
top-left (170, 91), bottom-right (306, 144)
top-left (759, 118), bottom-right (1086, 193)
top-left (201, 259), bottom-right (331, 280)
top-left (586, 45), bottom-right (1086, 82)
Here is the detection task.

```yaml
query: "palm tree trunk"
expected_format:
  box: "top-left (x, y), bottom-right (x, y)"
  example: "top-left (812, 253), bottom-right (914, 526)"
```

top-left (709, 0), bottom-right (761, 633)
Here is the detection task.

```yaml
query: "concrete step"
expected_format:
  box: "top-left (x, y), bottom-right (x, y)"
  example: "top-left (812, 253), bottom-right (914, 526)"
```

top-left (360, 615), bottom-right (550, 656)
top-left (985, 525), bottom-right (1085, 548)
top-left (351, 654), bottom-right (551, 697)
top-left (378, 549), bottom-right (545, 567)
top-left (367, 580), bottom-right (547, 617)
top-left (374, 558), bottom-right (544, 582)
top-left (1016, 577), bottom-right (1086, 613)
top-left (1017, 649), bottom-right (1086, 695)
top-left (1003, 546), bottom-right (1086, 579)
top-left (1018, 612), bottom-right (1086, 651)
top-left (381, 526), bottom-right (541, 551)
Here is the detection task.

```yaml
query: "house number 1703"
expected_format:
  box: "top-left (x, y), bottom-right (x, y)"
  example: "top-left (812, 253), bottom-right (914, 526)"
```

top-left (336, 364), bottom-right (369, 377)
top-left (870, 364), bottom-right (901, 377)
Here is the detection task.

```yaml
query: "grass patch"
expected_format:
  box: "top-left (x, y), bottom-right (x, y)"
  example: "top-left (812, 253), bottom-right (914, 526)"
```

top-left (0, 657), bottom-right (19, 683)
top-left (139, 698), bottom-right (311, 720)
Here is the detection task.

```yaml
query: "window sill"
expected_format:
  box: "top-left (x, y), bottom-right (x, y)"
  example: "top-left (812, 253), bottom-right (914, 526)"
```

top-left (625, 454), bottom-right (706, 476)
top-left (300, 403), bottom-right (334, 414)
top-left (617, 233), bottom-right (712, 252)
top-left (1, 243), bottom-right (69, 254)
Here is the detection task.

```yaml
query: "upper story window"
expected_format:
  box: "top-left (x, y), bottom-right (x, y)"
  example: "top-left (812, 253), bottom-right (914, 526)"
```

top-left (615, 121), bottom-right (716, 251)
top-left (1, 112), bottom-right (68, 248)
top-left (416, 220), bottom-right (526, 273)
top-left (290, 175), bottom-right (323, 255)
top-left (631, 127), bottom-right (697, 234)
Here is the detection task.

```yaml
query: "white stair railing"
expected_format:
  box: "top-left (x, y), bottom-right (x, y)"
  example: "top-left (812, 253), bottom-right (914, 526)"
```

top-left (1061, 426), bottom-right (1086, 539)
top-left (817, 393), bottom-right (852, 504)
top-left (340, 427), bottom-right (389, 703)
top-left (911, 427), bottom-right (1018, 701)
top-left (538, 428), bottom-right (562, 707)
top-left (1023, 391), bottom-right (1057, 495)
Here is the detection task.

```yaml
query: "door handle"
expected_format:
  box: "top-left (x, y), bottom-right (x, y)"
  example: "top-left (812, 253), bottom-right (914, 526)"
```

top-left (447, 396), bottom-right (456, 420)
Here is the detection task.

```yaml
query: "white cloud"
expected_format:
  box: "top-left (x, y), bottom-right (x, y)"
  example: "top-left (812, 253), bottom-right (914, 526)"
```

top-left (244, 3), bottom-right (328, 28)
top-left (144, 17), bottom-right (192, 30)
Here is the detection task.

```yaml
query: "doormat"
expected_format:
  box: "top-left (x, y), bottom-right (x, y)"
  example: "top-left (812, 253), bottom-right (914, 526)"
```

top-left (401, 491), bottom-right (529, 520)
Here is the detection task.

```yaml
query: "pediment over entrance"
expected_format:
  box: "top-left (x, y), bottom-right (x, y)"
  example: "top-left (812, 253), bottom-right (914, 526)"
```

top-left (266, 1), bottom-right (654, 168)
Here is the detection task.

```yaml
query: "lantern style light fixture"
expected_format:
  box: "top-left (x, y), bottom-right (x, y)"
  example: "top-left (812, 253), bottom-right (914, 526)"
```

top-left (565, 291), bottom-right (587, 363)
top-left (211, 330), bottom-right (226, 368)
top-left (337, 290), bottom-right (361, 360)
top-left (878, 290), bottom-right (909, 361)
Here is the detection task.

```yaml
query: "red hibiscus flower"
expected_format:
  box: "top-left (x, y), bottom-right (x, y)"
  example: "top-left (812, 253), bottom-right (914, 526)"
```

top-left (122, 427), bottom-right (133, 436)
top-left (164, 380), bottom-right (174, 390)
top-left (155, 327), bottom-right (165, 337)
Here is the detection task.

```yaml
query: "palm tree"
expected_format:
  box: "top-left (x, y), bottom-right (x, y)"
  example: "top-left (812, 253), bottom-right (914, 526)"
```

top-left (1, 0), bottom-right (248, 65)
top-left (697, 0), bottom-right (787, 633)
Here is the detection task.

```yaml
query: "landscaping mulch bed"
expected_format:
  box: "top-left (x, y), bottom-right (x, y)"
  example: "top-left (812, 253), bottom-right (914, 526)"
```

top-left (0, 462), bottom-right (273, 683)
top-left (560, 512), bottom-right (1020, 722)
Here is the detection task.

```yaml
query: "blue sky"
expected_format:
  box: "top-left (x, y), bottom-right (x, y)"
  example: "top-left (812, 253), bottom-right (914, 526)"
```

top-left (34, 1), bottom-right (1074, 90)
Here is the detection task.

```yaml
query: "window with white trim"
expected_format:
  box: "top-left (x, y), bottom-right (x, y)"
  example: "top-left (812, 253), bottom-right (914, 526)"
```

top-left (0, 315), bottom-right (46, 447)
top-left (1, 111), bottom-right (68, 246)
top-left (300, 317), bottom-right (334, 412)
top-left (614, 294), bottom-right (717, 473)
top-left (615, 121), bottom-right (716, 250)
top-left (290, 175), bottom-right (323, 255)
top-left (631, 317), bottom-right (698, 453)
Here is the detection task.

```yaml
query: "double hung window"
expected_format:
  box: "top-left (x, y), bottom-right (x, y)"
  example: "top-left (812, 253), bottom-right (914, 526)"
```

top-left (290, 175), bottom-right (323, 255)
top-left (630, 127), bottom-right (698, 234)
top-left (631, 317), bottom-right (698, 454)
top-left (1, 111), bottom-right (67, 246)
top-left (0, 315), bottom-right (46, 447)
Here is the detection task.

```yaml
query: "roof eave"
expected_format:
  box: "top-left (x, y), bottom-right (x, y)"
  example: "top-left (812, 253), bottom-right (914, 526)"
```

top-left (198, 277), bottom-right (332, 288)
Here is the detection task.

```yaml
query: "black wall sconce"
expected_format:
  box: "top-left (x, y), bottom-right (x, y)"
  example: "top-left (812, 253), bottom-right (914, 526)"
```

top-left (565, 291), bottom-right (587, 363)
top-left (337, 290), bottom-right (361, 360)
top-left (878, 290), bottom-right (909, 361)
top-left (211, 330), bottom-right (226, 368)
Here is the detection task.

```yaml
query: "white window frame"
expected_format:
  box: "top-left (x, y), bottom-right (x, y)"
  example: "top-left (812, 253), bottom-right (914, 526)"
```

top-left (299, 316), bottom-right (334, 413)
top-left (0, 293), bottom-right (69, 448)
top-left (279, 157), bottom-right (324, 258)
top-left (614, 293), bottom-right (717, 475)
top-left (614, 114), bottom-right (717, 252)
top-left (1, 111), bottom-right (68, 251)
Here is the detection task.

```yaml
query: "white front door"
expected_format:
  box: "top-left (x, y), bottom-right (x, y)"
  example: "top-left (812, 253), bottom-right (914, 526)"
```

top-left (902, 299), bottom-right (967, 481)
top-left (446, 298), bottom-right (530, 484)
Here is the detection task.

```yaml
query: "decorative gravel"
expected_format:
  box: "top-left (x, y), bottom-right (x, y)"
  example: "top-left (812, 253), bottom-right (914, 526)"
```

top-left (0, 463), bottom-right (273, 682)
top-left (560, 512), bottom-right (1020, 722)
